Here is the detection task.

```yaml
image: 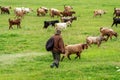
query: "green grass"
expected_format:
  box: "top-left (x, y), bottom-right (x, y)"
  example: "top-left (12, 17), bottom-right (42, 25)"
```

top-left (0, 0), bottom-right (120, 80)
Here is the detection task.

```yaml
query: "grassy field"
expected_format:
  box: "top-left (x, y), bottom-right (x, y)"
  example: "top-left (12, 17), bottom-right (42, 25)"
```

top-left (0, 0), bottom-right (120, 80)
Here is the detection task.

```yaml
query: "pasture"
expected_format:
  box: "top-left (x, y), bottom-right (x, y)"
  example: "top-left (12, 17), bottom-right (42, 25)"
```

top-left (0, 0), bottom-right (120, 80)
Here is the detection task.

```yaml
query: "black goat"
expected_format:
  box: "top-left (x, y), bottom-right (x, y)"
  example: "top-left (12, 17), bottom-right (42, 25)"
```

top-left (111, 17), bottom-right (120, 27)
top-left (43, 20), bottom-right (59, 28)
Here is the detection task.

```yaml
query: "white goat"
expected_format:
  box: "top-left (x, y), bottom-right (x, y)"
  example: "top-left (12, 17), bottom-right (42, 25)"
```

top-left (23, 8), bottom-right (33, 13)
top-left (55, 21), bottom-right (71, 30)
top-left (14, 7), bottom-right (33, 14)
top-left (14, 7), bottom-right (23, 13)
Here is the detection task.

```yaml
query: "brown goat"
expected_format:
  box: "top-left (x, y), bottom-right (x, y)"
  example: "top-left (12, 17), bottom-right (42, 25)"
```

top-left (40, 7), bottom-right (48, 13)
top-left (15, 10), bottom-right (26, 18)
top-left (61, 43), bottom-right (88, 61)
top-left (100, 27), bottom-right (118, 41)
top-left (64, 5), bottom-right (73, 11)
top-left (113, 8), bottom-right (120, 17)
top-left (37, 8), bottom-right (47, 16)
top-left (49, 8), bottom-right (62, 17)
top-left (61, 11), bottom-right (75, 17)
top-left (60, 16), bottom-right (77, 23)
top-left (8, 18), bottom-right (21, 29)
top-left (0, 6), bottom-right (11, 14)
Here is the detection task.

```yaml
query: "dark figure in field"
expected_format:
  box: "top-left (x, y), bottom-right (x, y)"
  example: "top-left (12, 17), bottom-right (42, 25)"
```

top-left (111, 17), bottom-right (120, 27)
top-left (50, 30), bottom-right (65, 68)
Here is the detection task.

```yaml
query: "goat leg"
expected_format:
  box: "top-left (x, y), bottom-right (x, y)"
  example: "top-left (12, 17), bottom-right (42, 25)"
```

top-left (115, 23), bottom-right (118, 27)
top-left (19, 25), bottom-right (21, 28)
top-left (9, 25), bottom-right (13, 29)
top-left (97, 42), bottom-right (101, 47)
top-left (67, 54), bottom-right (71, 60)
top-left (75, 52), bottom-right (80, 59)
top-left (61, 56), bottom-right (64, 61)
top-left (106, 36), bottom-right (109, 41)
top-left (110, 34), bottom-right (113, 40)
top-left (75, 56), bottom-right (78, 59)
top-left (111, 23), bottom-right (115, 27)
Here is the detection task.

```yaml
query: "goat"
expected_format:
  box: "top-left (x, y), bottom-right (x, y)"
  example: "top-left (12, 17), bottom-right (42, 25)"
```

top-left (14, 7), bottom-right (33, 14)
top-left (61, 16), bottom-right (77, 23)
top-left (43, 20), bottom-right (59, 28)
top-left (86, 36), bottom-right (106, 47)
top-left (0, 6), bottom-right (11, 14)
top-left (40, 6), bottom-right (48, 13)
top-left (111, 17), bottom-right (120, 27)
top-left (15, 10), bottom-right (26, 18)
top-left (49, 8), bottom-right (62, 17)
top-left (8, 18), bottom-right (21, 29)
top-left (100, 27), bottom-right (118, 41)
top-left (55, 21), bottom-right (71, 30)
top-left (23, 8), bottom-right (33, 13)
top-left (113, 8), bottom-right (120, 17)
top-left (64, 5), bottom-right (73, 11)
top-left (37, 7), bottom-right (47, 16)
top-left (93, 9), bottom-right (106, 17)
top-left (61, 43), bottom-right (88, 61)
top-left (61, 11), bottom-right (76, 17)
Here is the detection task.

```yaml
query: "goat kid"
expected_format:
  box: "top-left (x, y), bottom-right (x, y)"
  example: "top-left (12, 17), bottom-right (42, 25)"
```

top-left (8, 18), bottom-right (21, 29)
